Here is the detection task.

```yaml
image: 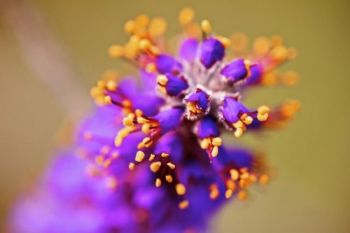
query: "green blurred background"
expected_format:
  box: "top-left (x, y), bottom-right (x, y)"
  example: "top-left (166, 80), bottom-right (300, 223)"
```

top-left (1, 0), bottom-right (349, 232)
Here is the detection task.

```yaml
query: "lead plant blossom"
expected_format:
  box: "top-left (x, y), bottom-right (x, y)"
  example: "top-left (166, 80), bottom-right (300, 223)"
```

top-left (11, 8), bottom-right (300, 233)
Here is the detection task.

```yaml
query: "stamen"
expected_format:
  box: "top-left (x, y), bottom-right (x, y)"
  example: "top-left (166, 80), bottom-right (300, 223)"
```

top-left (115, 127), bottom-right (136, 146)
top-left (259, 174), bottom-right (269, 185)
top-left (155, 178), bottom-right (162, 187)
top-left (165, 175), bottom-right (173, 183)
top-left (135, 151), bottom-right (145, 162)
top-left (157, 75), bottom-right (168, 86)
top-left (123, 113), bottom-right (135, 127)
top-left (150, 161), bottom-right (162, 173)
top-left (240, 114), bottom-right (253, 125)
top-left (124, 20), bottom-right (136, 34)
top-left (216, 36), bottom-right (231, 48)
top-left (175, 183), bottom-right (186, 195)
top-left (167, 162), bottom-right (176, 170)
top-left (230, 169), bottom-right (239, 180)
top-left (178, 200), bottom-right (189, 209)
top-left (108, 45), bottom-right (124, 58)
top-left (201, 20), bottom-right (212, 35)
top-left (137, 137), bottom-right (153, 149)
top-left (128, 162), bottom-right (135, 171)
top-left (148, 154), bottom-right (155, 161)
top-left (179, 7), bottom-right (194, 25)
top-left (257, 106), bottom-right (270, 121)
top-left (238, 190), bottom-right (248, 201)
top-left (209, 184), bottom-right (220, 200)
top-left (149, 17), bottom-right (167, 38)
top-left (225, 189), bottom-right (233, 199)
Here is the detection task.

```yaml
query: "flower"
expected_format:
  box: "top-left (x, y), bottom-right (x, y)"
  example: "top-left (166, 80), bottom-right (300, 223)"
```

top-left (11, 7), bottom-right (299, 233)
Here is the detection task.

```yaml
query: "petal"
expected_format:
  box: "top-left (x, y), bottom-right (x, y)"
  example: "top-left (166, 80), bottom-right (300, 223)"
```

top-left (220, 59), bottom-right (249, 83)
top-left (156, 54), bottom-right (183, 74)
top-left (195, 116), bottom-right (219, 138)
top-left (200, 38), bottom-right (225, 69)
top-left (178, 38), bottom-right (199, 61)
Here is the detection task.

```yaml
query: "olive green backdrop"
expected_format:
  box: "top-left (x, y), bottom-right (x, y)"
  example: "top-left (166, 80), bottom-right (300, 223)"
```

top-left (1, 0), bottom-right (349, 232)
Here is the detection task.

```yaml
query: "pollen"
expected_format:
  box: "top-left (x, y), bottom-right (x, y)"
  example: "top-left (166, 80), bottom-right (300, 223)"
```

top-left (179, 7), bottom-right (194, 25)
top-left (200, 20), bottom-right (212, 34)
top-left (179, 200), bottom-right (189, 209)
top-left (135, 151), bottom-right (145, 162)
top-left (175, 183), bottom-right (186, 196)
top-left (257, 106), bottom-right (270, 121)
top-left (150, 161), bottom-right (162, 173)
top-left (209, 184), bottom-right (220, 200)
top-left (155, 178), bottom-right (162, 188)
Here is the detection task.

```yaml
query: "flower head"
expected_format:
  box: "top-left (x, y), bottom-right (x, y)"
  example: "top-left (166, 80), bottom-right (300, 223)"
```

top-left (12, 7), bottom-right (299, 233)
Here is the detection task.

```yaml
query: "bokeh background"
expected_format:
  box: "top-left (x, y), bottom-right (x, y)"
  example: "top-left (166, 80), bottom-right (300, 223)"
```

top-left (1, 0), bottom-right (349, 232)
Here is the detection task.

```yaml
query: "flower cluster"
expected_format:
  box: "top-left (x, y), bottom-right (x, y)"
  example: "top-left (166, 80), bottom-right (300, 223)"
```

top-left (11, 7), bottom-right (299, 233)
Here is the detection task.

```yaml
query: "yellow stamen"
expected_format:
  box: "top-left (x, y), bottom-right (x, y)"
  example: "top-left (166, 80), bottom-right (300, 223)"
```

top-left (148, 154), bottom-right (155, 161)
top-left (201, 20), bottom-right (212, 34)
top-left (157, 75), bottom-right (168, 85)
top-left (135, 151), bottom-right (145, 162)
top-left (230, 169), bottom-right (239, 181)
top-left (176, 183), bottom-right (186, 195)
top-left (138, 137), bottom-right (153, 149)
top-left (179, 7), bottom-right (194, 25)
top-left (141, 123), bottom-right (151, 133)
top-left (108, 45), bottom-right (124, 58)
top-left (257, 105), bottom-right (270, 121)
top-left (139, 39), bottom-right (152, 51)
top-left (231, 33), bottom-right (248, 52)
top-left (165, 175), bottom-right (173, 183)
top-left (150, 161), bottom-right (162, 173)
top-left (217, 36), bottom-right (231, 48)
top-left (155, 178), bottom-right (162, 187)
top-left (146, 63), bottom-right (156, 73)
top-left (128, 162), bottom-right (135, 171)
top-left (106, 80), bottom-right (117, 91)
top-left (200, 138), bottom-right (210, 149)
top-left (124, 20), bottom-right (136, 34)
top-left (226, 180), bottom-right (236, 191)
top-left (271, 45), bottom-right (288, 62)
top-left (179, 200), bottom-right (189, 209)
top-left (149, 17), bottom-right (167, 38)
top-left (225, 189), bottom-right (233, 199)
top-left (167, 162), bottom-right (176, 170)
top-left (212, 146), bottom-right (219, 157)
top-left (212, 137), bottom-right (222, 146)
top-left (104, 96), bottom-right (112, 104)
top-left (241, 113), bottom-right (253, 125)
top-left (135, 14), bottom-right (149, 27)
top-left (238, 190), bottom-right (248, 200)
top-left (253, 37), bottom-right (270, 56)
top-left (115, 127), bottom-right (135, 146)
top-left (209, 184), bottom-right (220, 200)
top-left (259, 174), bottom-right (269, 185)
top-left (234, 128), bottom-right (243, 138)
top-left (281, 71), bottom-right (299, 86)
top-left (123, 113), bottom-right (135, 127)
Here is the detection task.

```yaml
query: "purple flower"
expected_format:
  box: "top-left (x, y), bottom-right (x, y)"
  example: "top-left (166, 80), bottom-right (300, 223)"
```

top-left (200, 38), bottom-right (225, 68)
top-left (11, 7), bottom-right (299, 233)
top-left (220, 58), bottom-right (250, 83)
